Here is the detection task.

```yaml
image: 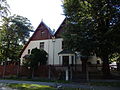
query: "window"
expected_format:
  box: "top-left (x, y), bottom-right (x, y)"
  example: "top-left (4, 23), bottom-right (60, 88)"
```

top-left (28, 49), bottom-right (30, 54)
top-left (40, 42), bottom-right (44, 49)
top-left (41, 31), bottom-right (45, 37)
top-left (63, 56), bottom-right (69, 66)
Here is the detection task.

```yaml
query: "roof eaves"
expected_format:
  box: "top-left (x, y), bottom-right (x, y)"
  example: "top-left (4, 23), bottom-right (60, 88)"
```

top-left (58, 50), bottom-right (75, 55)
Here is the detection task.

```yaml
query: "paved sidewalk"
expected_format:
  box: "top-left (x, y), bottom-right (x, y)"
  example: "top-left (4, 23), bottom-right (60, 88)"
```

top-left (0, 79), bottom-right (119, 90)
top-left (90, 79), bottom-right (120, 82)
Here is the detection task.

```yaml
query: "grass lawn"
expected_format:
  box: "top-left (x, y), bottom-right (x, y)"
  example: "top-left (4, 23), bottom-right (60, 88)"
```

top-left (7, 83), bottom-right (56, 90)
top-left (7, 83), bottom-right (91, 90)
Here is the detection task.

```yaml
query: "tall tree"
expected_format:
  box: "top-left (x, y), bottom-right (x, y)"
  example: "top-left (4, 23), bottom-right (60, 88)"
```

top-left (0, 0), bottom-right (10, 17)
top-left (0, 15), bottom-right (33, 62)
top-left (62, 0), bottom-right (120, 76)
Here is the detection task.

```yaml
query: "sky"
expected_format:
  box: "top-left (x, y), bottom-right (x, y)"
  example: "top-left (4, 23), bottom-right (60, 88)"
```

top-left (7, 0), bottom-right (65, 31)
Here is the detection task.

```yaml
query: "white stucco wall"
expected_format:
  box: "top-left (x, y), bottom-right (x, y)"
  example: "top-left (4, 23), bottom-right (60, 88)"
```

top-left (76, 56), bottom-right (102, 65)
top-left (20, 38), bottom-right (63, 65)
top-left (20, 38), bottom-right (102, 65)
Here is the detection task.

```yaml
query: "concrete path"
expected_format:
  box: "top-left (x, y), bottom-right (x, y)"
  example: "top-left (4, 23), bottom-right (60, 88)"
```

top-left (0, 79), bottom-right (119, 90)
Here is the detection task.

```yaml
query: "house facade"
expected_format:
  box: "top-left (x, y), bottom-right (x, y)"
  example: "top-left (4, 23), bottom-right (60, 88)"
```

top-left (20, 19), bottom-right (102, 66)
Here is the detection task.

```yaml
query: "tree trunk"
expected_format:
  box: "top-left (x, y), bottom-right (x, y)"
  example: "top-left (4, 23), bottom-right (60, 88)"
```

top-left (16, 63), bottom-right (20, 78)
top-left (2, 61), bottom-right (6, 78)
top-left (31, 68), bottom-right (34, 79)
top-left (81, 56), bottom-right (88, 80)
top-left (81, 56), bottom-right (88, 73)
top-left (102, 54), bottom-right (110, 78)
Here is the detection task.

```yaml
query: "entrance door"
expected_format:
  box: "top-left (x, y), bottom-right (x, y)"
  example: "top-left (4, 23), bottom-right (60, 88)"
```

top-left (63, 56), bottom-right (69, 66)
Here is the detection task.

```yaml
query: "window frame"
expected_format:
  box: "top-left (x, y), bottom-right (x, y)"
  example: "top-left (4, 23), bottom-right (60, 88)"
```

top-left (28, 49), bottom-right (30, 54)
top-left (40, 42), bottom-right (44, 49)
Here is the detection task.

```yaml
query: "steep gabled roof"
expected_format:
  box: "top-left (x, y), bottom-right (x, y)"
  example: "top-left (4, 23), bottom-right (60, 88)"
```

top-left (31, 21), bottom-right (53, 40)
top-left (20, 21), bottom-right (53, 57)
top-left (54, 18), bottom-right (66, 38)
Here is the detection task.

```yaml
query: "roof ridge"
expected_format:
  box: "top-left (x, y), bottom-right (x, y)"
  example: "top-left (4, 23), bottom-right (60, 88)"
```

top-left (54, 18), bottom-right (66, 36)
top-left (41, 21), bottom-right (54, 35)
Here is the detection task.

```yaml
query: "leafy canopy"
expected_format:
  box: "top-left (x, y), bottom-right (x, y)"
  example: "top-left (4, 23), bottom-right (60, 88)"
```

top-left (0, 0), bottom-right (10, 17)
top-left (23, 48), bottom-right (48, 69)
top-left (0, 15), bottom-right (33, 61)
top-left (62, 0), bottom-right (120, 75)
top-left (63, 0), bottom-right (120, 56)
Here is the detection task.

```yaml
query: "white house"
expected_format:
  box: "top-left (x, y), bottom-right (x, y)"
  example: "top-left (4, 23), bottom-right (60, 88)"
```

top-left (20, 19), bottom-right (101, 66)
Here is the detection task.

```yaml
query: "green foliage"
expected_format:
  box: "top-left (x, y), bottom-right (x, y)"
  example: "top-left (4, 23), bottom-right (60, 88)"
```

top-left (10, 15), bottom-right (33, 44)
top-left (62, 0), bottom-right (120, 75)
top-left (0, 0), bottom-right (10, 17)
top-left (109, 53), bottom-right (120, 63)
top-left (0, 15), bottom-right (33, 62)
top-left (63, 0), bottom-right (120, 56)
top-left (23, 48), bottom-right (48, 69)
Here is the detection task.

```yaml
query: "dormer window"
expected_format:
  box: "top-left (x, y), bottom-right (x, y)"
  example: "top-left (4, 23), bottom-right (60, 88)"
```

top-left (41, 31), bottom-right (45, 37)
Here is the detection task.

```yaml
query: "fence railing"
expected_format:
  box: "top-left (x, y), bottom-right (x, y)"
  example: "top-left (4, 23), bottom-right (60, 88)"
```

top-left (0, 64), bottom-right (119, 81)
